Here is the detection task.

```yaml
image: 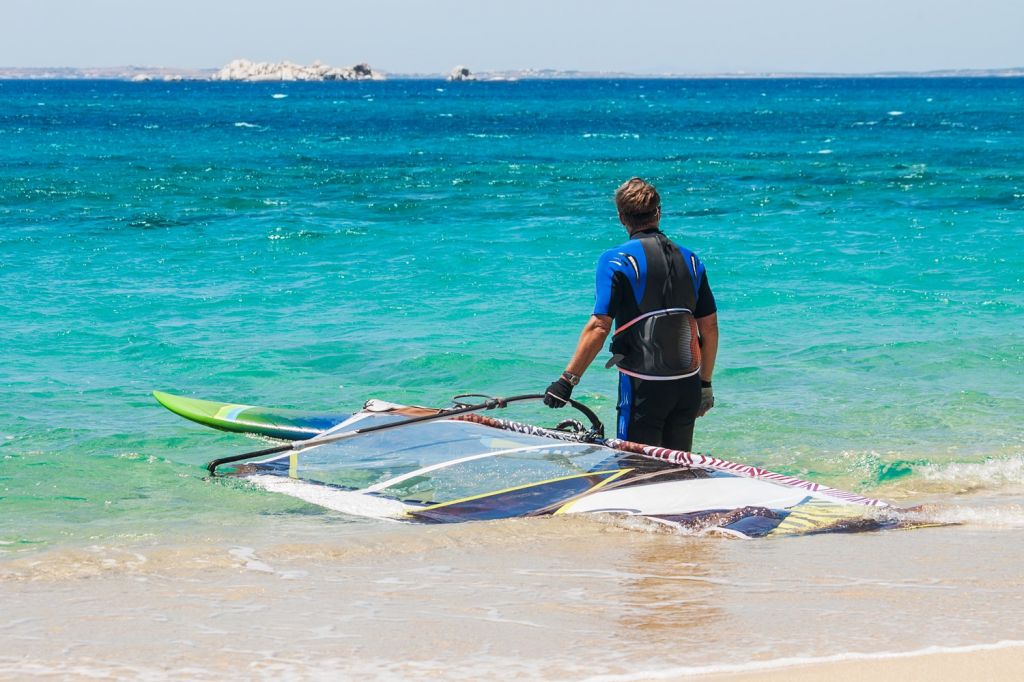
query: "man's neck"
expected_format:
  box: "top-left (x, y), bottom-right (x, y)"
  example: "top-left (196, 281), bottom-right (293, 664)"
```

top-left (629, 225), bottom-right (661, 238)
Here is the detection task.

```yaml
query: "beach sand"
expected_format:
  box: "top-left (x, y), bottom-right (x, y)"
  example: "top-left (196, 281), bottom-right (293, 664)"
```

top-left (3, 517), bottom-right (1024, 680)
top-left (698, 643), bottom-right (1024, 681)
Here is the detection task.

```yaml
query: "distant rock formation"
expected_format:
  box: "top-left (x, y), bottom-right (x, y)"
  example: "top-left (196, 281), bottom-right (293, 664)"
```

top-left (212, 59), bottom-right (383, 82)
top-left (447, 66), bottom-right (476, 81)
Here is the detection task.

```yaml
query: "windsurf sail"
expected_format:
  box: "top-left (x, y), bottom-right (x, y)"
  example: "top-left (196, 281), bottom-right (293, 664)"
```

top-left (157, 391), bottom-right (935, 536)
top-left (233, 414), bottom-right (629, 521)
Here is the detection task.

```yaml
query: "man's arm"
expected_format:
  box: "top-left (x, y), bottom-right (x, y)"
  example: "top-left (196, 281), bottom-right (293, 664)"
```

top-left (696, 312), bottom-right (718, 417)
top-left (543, 315), bottom-right (612, 407)
top-left (696, 312), bottom-right (718, 383)
top-left (565, 315), bottom-right (613, 377)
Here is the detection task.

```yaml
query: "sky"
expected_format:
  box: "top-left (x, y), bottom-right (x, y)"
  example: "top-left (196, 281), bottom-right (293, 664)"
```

top-left (3, 0), bottom-right (1023, 74)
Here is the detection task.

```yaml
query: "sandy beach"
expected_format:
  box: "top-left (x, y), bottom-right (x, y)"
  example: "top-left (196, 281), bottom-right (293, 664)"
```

top-left (3, 515), bottom-right (1024, 680)
top-left (696, 643), bottom-right (1024, 681)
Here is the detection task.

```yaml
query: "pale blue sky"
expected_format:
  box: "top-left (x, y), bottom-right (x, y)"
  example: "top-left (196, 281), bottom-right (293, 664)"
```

top-left (4, 0), bottom-right (1023, 73)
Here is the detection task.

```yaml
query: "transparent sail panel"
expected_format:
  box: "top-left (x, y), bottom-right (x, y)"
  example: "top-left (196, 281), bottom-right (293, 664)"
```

top-left (245, 416), bottom-right (614, 503)
top-left (371, 443), bottom-right (612, 503)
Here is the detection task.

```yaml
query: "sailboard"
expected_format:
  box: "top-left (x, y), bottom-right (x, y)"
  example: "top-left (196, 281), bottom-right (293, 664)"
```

top-left (156, 391), bottom-right (935, 537)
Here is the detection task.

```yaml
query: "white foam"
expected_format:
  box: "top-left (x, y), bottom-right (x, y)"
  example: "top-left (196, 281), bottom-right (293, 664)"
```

top-left (233, 121), bottom-right (259, 128)
top-left (585, 512), bottom-right (685, 535)
top-left (226, 546), bottom-right (308, 580)
top-left (919, 455), bottom-right (1024, 487)
top-left (228, 546), bottom-right (275, 573)
top-left (581, 132), bottom-right (640, 139)
top-left (911, 504), bottom-right (1024, 529)
top-left (888, 110), bottom-right (905, 116)
top-left (271, 93), bottom-right (287, 99)
top-left (581, 640), bottom-right (1024, 681)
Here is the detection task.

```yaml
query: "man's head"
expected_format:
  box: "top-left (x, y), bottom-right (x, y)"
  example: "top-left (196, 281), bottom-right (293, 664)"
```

top-left (614, 178), bottom-right (661, 232)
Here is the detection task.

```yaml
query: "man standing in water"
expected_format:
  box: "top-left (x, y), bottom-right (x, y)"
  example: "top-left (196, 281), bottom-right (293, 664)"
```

top-left (543, 178), bottom-right (718, 451)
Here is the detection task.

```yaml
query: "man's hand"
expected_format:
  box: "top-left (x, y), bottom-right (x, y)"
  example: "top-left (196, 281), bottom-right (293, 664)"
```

top-left (698, 383), bottom-right (714, 417)
top-left (543, 377), bottom-right (574, 408)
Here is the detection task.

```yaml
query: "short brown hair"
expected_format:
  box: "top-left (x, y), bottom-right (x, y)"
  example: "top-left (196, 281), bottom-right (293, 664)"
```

top-left (614, 178), bottom-right (661, 230)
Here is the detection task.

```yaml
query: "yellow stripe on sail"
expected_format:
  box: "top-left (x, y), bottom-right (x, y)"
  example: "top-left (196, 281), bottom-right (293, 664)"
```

top-left (553, 469), bottom-right (632, 515)
top-left (416, 469), bottom-right (626, 513)
top-left (768, 499), bottom-right (869, 537)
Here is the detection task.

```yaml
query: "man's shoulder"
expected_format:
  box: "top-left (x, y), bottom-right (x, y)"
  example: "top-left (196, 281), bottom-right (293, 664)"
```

top-left (676, 243), bottom-right (699, 262)
top-left (598, 238), bottom-right (645, 261)
top-left (668, 239), bottom-right (703, 269)
top-left (659, 233), bottom-right (697, 258)
top-left (655, 233), bottom-right (707, 280)
top-left (595, 239), bottom-right (644, 276)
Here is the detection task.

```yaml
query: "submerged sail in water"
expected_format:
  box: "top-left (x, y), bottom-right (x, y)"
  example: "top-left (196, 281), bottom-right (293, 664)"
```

top-left (155, 391), bottom-right (936, 537)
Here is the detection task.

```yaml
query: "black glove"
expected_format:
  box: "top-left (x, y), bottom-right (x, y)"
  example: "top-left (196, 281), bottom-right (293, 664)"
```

top-left (543, 377), bottom-right (574, 408)
top-left (698, 381), bottom-right (714, 417)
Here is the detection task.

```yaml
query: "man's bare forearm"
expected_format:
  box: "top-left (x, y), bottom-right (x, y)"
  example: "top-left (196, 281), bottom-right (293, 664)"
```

top-left (564, 315), bottom-right (612, 377)
top-left (696, 312), bottom-right (718, 382)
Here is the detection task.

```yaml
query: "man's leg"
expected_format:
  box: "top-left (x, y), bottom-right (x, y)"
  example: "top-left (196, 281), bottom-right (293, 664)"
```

top-left (662, 376), bottom-right (702, 452)
top-left (617, 375), bottom-right (672, 446)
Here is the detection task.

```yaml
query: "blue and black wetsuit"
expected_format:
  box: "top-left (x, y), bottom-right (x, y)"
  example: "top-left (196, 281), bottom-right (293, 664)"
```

top-left (594, 228), bottom-right (716, 451)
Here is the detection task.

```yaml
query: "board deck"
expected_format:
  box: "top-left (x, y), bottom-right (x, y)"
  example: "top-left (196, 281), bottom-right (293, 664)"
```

top-left (153, 390), bottom-right (346, 440)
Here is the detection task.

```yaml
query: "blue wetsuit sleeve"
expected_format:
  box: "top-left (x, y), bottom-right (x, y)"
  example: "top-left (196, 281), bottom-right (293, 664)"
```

top-left (695, 271), bottom-right (717, 318)
top-left (593, 251), bottom-right (615, 316)
top-left (682, 249), bottom-right (716, 318)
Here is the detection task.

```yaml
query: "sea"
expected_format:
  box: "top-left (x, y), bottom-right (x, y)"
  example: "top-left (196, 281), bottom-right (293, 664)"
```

top-left (1, 78), bottom-right (1022, 680)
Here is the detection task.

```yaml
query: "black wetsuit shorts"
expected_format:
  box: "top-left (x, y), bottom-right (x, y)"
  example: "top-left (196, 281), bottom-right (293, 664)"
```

top-left (616, 372), bottom-right (702, 452)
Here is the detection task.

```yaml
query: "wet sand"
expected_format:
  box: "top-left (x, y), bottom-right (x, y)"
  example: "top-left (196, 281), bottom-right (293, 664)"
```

top-left (699, 643), bottom-right (1024, 681)
top-left (3, 513), bottom-right (1024, 680)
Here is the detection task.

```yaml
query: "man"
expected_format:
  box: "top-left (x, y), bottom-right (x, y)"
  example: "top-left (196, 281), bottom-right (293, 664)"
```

top-left (543, 178), bottom-right (718, 452)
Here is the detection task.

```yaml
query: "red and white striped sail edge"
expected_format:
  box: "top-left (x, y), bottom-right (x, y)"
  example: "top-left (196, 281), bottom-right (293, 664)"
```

top-left (454, 412), bottom-right (888, 508)
top-left (605, 438), bottom-right (889, 508)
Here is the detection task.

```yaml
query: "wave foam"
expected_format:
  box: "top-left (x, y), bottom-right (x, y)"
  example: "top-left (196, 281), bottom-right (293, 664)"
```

top-left (904, 503), bottom-right (1024, 529)
top-left (581, 640), bottom-right (1024, 681)
top-left (918, 455), bottom-right (1024, 487)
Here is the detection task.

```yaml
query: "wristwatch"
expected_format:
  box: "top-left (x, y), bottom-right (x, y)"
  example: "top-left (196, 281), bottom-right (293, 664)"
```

top-left (561, 371), bottom-right (581, 386)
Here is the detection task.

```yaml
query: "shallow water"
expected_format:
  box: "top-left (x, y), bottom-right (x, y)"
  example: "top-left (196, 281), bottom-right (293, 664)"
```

top-left (1, 78), bottom-right (1023, 678)
top-left (4, 516), bottom-right (1024, 679)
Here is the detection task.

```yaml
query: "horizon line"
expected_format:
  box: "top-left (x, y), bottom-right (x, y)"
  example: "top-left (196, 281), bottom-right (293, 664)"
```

top-left (2, 64), bottom-right (1024, 80)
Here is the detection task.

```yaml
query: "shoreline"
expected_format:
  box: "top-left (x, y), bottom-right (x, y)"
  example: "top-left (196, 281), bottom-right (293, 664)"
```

top-left (703, 643), bottom-right (1024, 682)
top-left (5, 527), bottom-right (1024, 681)
top-left (588, 641), bottom-right (1024, 681)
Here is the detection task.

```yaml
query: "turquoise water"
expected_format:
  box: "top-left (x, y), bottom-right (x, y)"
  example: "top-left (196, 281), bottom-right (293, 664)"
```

top-left (3, 77), bottom-right (1024, 679)
top-left (2, 78), bottom-right (1023, 548)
